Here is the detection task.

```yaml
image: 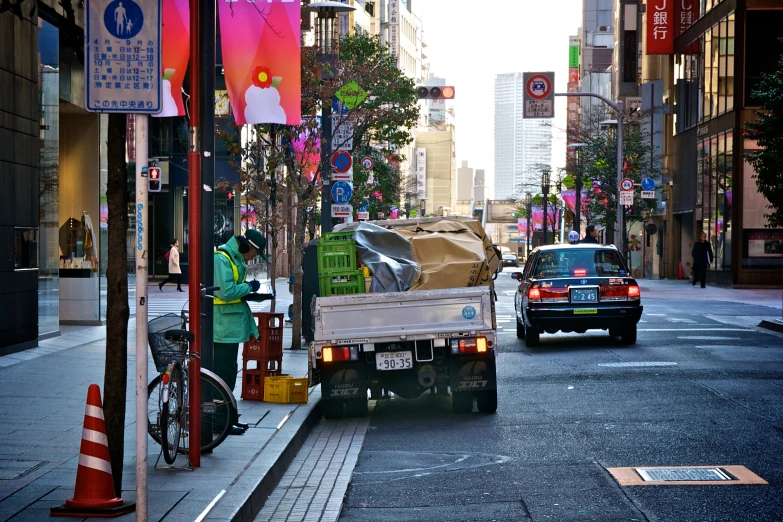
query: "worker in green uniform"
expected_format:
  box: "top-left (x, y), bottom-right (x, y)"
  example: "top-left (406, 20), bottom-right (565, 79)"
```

top-left (213, 229), bottom-right (273, 434)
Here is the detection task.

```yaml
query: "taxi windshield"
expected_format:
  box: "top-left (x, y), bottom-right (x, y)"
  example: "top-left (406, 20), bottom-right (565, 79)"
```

top-left (533, 249), bottom-right (626, 278)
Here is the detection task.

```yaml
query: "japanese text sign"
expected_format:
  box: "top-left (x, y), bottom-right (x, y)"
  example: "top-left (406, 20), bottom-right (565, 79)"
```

top-left (646, 0), bottom-right (674, 55)
top-left (85, 0), bottom-right (162, 113)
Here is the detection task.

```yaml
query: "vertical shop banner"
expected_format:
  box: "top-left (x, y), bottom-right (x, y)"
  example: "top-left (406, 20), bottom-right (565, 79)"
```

top-left (646, 0), bottom-right (674, 55)
top-left (218, 0), bottom-right (301, 125)
top-left (387, 0), bottom-right (399, 58)
top-left (676, 0), bottom-right (700, 54)
top-left (416, 148), bottom-right (426, 199)
top-left (154, 0), bottom-right (189, 117)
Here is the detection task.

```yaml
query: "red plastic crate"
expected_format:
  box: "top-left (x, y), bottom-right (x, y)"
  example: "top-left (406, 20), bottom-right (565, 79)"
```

top-left (242, 355), bottom-right (282, 374)
top-left (241, 369), bottom-right (281, 401)
top-left (244, 338), bottom-right (283, 359)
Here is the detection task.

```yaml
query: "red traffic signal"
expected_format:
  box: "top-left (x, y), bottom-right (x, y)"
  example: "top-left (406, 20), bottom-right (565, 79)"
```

top-left (148, 167), bottom-right (161, 192)
top-left (416, 85), bottom-right (455, 100)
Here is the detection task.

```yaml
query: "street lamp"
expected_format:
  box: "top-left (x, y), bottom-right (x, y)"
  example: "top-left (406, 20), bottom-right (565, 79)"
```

top-left (312, 1), bottom-right (356, 235)
top-left (525, 192), bottom-right (532, 257)
top-left (567, 143), bottom-right (587, 234)
top-left (541, 170), bottom-right (551, 246)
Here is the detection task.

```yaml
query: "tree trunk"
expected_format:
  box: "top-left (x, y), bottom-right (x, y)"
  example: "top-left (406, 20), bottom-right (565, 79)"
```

top-left (290, 196), bottom-right (306, 350)
top-left (103, 113), bottom-right (130, 496)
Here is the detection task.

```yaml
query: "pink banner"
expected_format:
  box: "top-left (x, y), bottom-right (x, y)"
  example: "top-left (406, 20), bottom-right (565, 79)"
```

top-left (155, 0), bottom-right (189, 117)
top-left (218, 0), bottom-right (301, 125)
top-left (292, 123), bottom-right (320, 182)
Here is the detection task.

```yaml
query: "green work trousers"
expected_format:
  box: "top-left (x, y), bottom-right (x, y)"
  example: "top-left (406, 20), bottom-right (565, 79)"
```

top-left (214, 342), bottom-right (240, 395)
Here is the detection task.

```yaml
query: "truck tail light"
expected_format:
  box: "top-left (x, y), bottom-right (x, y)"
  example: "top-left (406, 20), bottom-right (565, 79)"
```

top-left (322, 346), bottom-right (358, 362)
top-left (450, 337), bottom-right (488, 354)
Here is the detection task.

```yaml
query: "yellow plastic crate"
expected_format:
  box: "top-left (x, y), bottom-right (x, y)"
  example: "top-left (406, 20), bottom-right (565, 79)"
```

top-left (263, 375), bottom-right (309, 404)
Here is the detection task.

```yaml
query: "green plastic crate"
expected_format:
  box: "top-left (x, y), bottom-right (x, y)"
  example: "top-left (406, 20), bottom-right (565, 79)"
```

top-left (322, 230), bottom-right (354, 242)
top-left (319, 270), bottom-right (366, 296)
top-left (317, 239), bottom-right (357, 273)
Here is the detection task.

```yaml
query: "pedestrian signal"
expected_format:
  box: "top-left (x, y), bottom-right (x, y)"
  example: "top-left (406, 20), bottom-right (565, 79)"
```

top-left (416, 86), bottom-right (455, 99)
top-left (148, 167), bottom-right (161, 192)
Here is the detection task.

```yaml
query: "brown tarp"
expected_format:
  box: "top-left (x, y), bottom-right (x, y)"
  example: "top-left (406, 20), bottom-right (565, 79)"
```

top-left (390, 219), bottom-right (500, 290)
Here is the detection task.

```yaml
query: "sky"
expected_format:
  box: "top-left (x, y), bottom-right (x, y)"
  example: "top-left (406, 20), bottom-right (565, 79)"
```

top-left (419, 0), bottom-right (584, 195)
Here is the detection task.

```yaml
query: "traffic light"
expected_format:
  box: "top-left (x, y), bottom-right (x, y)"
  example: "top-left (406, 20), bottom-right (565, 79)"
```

top-left (416, 85), bottom-right (455, 99)
top-left (148, 167), bottom-right (161, 192)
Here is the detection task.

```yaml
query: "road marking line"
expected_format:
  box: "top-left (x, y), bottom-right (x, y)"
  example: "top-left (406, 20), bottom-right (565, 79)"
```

top-left (195, 489), bottom-right (226, 522)
top-left (638, 328), bottom-right (753, 332)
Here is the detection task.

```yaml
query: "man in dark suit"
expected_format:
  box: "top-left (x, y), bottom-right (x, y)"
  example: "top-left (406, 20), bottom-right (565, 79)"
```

top-left (691, 232), bottom-right (714, 288)
top-left (581, 224), bottom-right (600, 244)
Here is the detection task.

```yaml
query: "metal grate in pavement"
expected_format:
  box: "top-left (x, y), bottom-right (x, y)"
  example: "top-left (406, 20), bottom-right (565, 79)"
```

top-left (608, 465), bottom-right (768, 486)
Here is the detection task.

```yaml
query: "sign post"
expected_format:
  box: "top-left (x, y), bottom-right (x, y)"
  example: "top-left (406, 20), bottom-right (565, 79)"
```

top-left (86, 0), bottom-right (161, 515)
top-left (620, 177), bottom-right (634, 206)
top-left (523, 72), bottom-right (555, 118)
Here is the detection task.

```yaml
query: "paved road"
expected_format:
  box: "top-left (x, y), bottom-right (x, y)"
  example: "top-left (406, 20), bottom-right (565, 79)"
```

top-left (327, 275), bottom-right (783, 522)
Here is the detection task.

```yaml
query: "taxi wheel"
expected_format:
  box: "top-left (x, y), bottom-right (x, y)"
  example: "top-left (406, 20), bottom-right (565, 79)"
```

top-left (621, 324), bottom-right (637, 345)
top-left (524, 326), bottom-right (540, 347)
top-left (516, 317), bottom-right (525, 339)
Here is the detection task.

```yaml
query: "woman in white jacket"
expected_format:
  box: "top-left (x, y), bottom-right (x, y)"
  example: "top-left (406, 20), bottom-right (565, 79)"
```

top-left (159, 239), bottom-right (183, 292)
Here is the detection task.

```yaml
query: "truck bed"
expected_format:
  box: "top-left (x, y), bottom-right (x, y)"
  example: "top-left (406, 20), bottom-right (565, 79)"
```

top-left (312, 287), bottom-right (496, 344)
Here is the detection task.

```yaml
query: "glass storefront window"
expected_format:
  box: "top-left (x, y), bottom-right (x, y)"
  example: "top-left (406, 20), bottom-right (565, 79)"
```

top-left (723, 132), bottom-right (732, 269)
top-left (696, 141), bottom-right (704, 206)
top-left (38, 19), bottom-right (60, 337)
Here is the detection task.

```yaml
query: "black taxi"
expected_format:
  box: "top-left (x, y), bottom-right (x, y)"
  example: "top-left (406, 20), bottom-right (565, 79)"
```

top-left (512, 244), bottom-right (643, 347)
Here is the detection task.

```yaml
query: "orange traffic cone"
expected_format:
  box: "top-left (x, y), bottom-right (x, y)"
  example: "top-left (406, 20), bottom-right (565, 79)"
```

top-left (678, 261), bottom-right (685, 280)
top-left (51, 384), bottom-right (135, 517)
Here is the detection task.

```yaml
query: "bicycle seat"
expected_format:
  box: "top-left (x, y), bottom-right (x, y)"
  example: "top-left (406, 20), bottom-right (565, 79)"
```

top-left (164, 329), bottom-right (194, 344)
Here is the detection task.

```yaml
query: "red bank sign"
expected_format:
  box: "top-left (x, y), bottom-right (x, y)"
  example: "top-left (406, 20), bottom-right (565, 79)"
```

top-left (647, 0), bottom-right (675, 55)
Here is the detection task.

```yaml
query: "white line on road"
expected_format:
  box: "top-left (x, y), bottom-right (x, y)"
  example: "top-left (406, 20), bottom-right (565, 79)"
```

top-left (638, 328), bottom-right (753, 332)
top-left (678, 336), bottom-right (741, 340)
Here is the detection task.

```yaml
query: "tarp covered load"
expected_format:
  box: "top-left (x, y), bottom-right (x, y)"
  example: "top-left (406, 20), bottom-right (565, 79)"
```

top-left (343, 217), bottom-right (500, 292)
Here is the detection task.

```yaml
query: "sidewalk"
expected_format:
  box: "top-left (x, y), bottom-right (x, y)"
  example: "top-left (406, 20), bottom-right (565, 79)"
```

top-left (0, 278), bottom-right (319, 522)
top-left (637, 278), bottom-right (783, 332)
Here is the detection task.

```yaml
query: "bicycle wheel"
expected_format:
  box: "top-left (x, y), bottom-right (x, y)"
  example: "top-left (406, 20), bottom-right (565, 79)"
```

top-left (148, 368), bottom-right (236, 454)
top-left (199, 369), bottom-right (235, 452)
top-left (160, 363), bottom-right (184, 464)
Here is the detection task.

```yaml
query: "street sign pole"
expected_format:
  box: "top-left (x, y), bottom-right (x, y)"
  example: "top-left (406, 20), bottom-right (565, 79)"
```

top-left (134, 115), bottom-right (149, 522)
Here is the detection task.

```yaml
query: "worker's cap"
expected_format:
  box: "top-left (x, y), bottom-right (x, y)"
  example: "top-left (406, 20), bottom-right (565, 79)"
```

top-left (244, 229), bottom-right (269, 261)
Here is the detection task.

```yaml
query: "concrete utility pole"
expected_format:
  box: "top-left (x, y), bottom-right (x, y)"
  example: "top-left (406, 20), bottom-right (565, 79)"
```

top-left (555, 93), bottom-right (624, 256)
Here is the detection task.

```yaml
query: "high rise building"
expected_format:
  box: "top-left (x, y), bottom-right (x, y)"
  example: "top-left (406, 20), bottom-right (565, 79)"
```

top-left (494, 73), bottom-right (553, 200)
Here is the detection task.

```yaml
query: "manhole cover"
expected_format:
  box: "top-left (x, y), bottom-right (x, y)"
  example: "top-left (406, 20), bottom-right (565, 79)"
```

top-left (0, 460), bottom-right (46, 480)
top-left (598, 362), bottom-right (678, 368)
top-left (638, 467), bottom-right (733, 482)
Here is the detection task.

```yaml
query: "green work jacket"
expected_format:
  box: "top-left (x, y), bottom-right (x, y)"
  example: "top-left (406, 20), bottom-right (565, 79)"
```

top-left (213, 237), bottom-right (259, 343)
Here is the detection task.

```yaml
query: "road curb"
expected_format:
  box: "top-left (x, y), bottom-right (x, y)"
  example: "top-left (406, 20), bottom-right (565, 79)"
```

top-left (211, 391), bottom-right (323, 522)
top-left (759, 319), bottom-right (783, 334)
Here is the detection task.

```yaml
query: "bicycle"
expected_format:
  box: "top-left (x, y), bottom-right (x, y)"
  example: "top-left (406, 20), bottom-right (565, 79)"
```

top-left (147, 287), bottom-right (238, 465)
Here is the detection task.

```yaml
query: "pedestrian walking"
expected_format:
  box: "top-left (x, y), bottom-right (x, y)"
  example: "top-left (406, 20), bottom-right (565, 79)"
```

top-left (158, 239), bottom-right (183, 292)
top-left (213, 229), bottom-right (273, 435)
top-left (691, 231), bottom-right (714, 288)
top-left (581, 224), bottom-right (600, 244)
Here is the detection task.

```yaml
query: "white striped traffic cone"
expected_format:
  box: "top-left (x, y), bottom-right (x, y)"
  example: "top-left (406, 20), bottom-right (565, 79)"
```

top-left (51, 384), bottom-right (135, 517)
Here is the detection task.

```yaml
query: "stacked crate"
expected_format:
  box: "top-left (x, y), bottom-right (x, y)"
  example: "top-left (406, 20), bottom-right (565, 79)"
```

top-left (241, 312), bottom-right (284, 400)
top-left (318, 231), bottom-right (366, 296)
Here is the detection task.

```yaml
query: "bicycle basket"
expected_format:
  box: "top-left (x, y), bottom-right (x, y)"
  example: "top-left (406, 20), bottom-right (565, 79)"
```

top-left (148, 313), bottom-right (187, 373)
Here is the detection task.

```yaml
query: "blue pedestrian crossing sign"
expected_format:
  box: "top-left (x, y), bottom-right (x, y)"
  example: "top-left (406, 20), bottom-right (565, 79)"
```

top-left (331, 181), bottom-right (352, 205)
top-left (641, 177), bottom-right (655, 191)
top-left (85, 0), bottom-right (161, 113)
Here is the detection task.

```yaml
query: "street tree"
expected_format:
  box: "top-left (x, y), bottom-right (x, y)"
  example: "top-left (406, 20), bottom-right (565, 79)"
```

top-left (569, 107), bottom-right (661, 249)
top-left (221, 34), bottom-right (417, 349)
top-left (104, 114), bottom-right (130, 495)
top-left (744, 53), bottom-right (783, 228)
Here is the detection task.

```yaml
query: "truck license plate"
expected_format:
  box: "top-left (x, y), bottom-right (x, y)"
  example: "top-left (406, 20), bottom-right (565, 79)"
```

top-left (376, 351), bottom-right (413, 371)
